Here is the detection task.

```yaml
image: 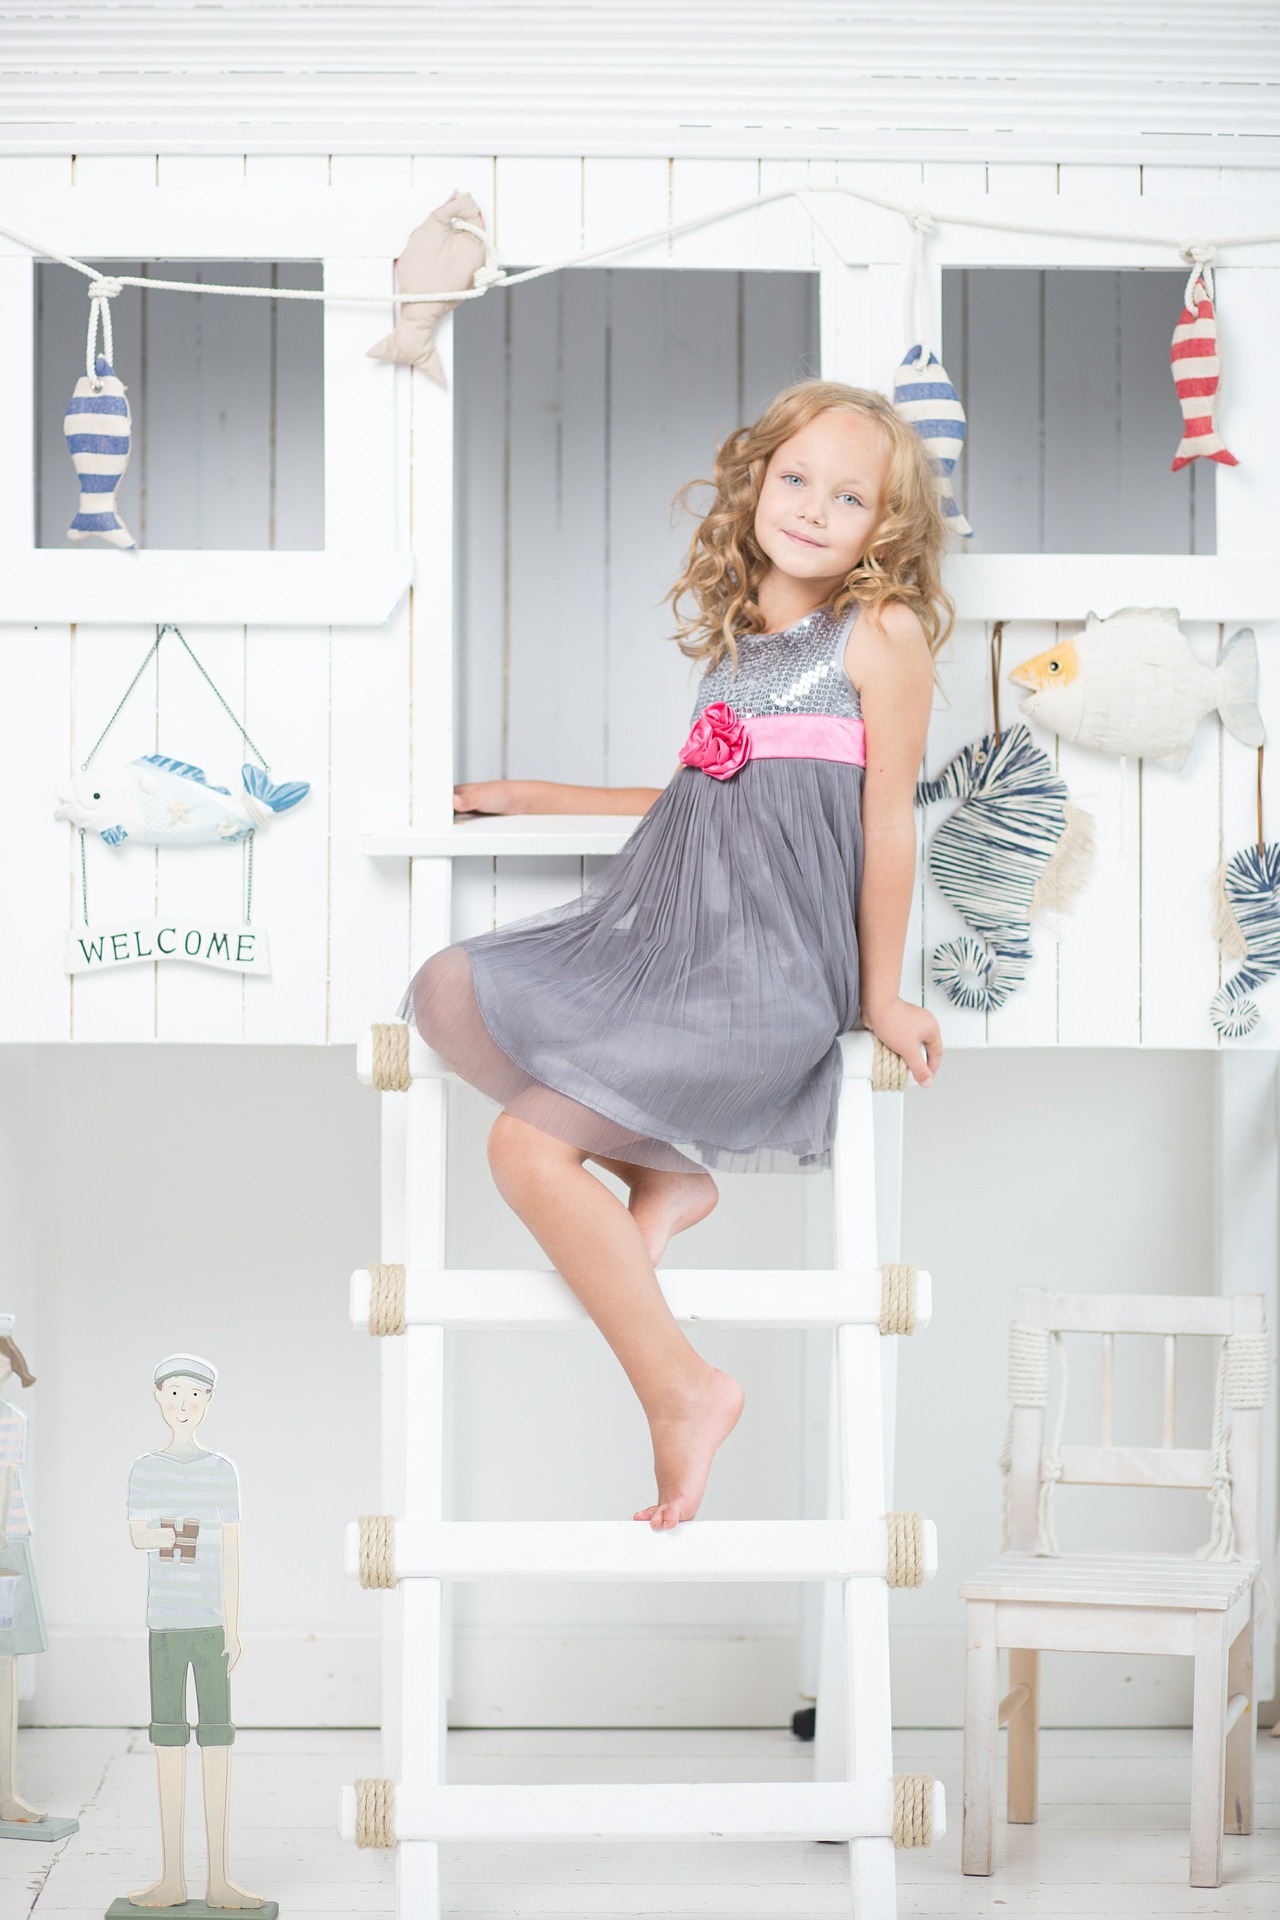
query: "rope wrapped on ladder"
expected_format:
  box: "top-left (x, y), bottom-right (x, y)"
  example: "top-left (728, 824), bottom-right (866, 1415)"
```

top-left (879, 1264), bottom-right (918, 1335)
top-left (358, 1514), bottom-right (398, 1589)
top-left (371, 1022), bottom-right (411, 1091)
top-left (1197, 1331), bottom-right (1271, 1563)
top-left (354, 1777), bottom-right (396, 1848)
top-left (998, 1323), bottom-right (1066, 1556)
top-left (892, 1773), bottom-right (934, 1847)
top-left (886, 1511), bottom-right (926, 1586)
top-left (368, 1264), bottom-right (407, 1336)
top-left (871, 1037), bottom-right (909, 1091)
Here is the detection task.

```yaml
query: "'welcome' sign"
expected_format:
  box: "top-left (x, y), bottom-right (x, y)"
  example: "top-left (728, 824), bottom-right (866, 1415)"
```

top-left (65, 918), bottom-right (272, 976)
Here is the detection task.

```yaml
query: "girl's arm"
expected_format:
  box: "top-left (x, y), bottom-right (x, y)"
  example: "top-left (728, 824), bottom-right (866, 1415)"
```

top-left (454, 778), bottom-right (670, 817)
top-left (853, 602), bottom-right (943, 1089)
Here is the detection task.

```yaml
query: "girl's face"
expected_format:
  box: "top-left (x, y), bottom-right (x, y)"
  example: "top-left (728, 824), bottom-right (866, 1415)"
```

top-left (753, 409), bottom-right (887, 588)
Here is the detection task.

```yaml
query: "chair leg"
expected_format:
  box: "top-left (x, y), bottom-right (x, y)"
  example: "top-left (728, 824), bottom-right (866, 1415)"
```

top-left (961, 1600), bottom-right (999, 1875)
top-left (1189, 1610), bottom-right (1230, 1888)
top-left (1224, 1610), bottom-right (1255, 1836)
top-left (1006, 1648), bottom-right (1039, 1826)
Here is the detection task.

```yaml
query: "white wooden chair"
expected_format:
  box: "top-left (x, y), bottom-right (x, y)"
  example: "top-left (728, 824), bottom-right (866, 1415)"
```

top-left (339, 1019), bottom-right (944, 1919)
top-left (960, 1285), bottom-right (1271, 1889)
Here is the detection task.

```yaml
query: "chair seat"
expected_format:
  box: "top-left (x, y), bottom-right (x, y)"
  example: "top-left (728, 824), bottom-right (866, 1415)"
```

top-left (959, 1549), bottom-right (1258, 1612)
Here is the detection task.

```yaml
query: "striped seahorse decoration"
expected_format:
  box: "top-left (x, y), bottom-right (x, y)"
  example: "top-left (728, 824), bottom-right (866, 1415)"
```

top-left (892, 344), bottom-right (973, 539)
top-left (64, 354), bottom-right (135, 548)
top-left (1210, 842), bottom-right (1280, 1038)
top-left (1170, 268), bottom-right (1238, 473)
top-left (914, 722), bottom-right (1095, 1011)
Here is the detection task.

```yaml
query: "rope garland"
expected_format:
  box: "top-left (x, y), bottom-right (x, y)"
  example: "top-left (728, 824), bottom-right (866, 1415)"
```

top-left (892, 1774), bottom-right (935, 1848)
top-left (879, 1264), bottom-right (918, 1336)
top-left (1196, 1332), bottom-right (1271, 1564)
top-left (358, 1514), bottom-right (398, 1589)
top-left (370, 1022), bottom-right (411, 1092)
top-left (353, 1777), bottom-right (396, 1849)
top-left (2, 186), bottom-right (1275, 351)
top-left (368, 1263), bottom-right (407, 1337)
top-left (886, 1510), bottom-right (926, 1587)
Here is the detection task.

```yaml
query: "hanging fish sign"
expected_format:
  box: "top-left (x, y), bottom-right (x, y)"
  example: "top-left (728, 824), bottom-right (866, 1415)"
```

top-left (65, 354), bottom-right (135, 549)
top-left (1170, 260), bottom-right (1238, 473)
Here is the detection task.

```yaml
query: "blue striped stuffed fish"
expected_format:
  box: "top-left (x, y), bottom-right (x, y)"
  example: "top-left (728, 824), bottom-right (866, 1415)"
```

top-left (914, 723), bottom-right (1095, 1010)
top-left (64, 354), bottom-right (134, 549)
top-left (893, 344), bottom-right (973, 539)
top-left (1210, 842), bottom-right (1280, 1038)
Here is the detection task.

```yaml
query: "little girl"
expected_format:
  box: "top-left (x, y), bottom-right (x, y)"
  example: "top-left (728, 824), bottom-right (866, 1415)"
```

top-left (399, 378), bottom-right (951, 1531)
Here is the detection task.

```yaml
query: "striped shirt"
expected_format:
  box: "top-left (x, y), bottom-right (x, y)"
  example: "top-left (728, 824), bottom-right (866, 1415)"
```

top-left (0, 1398), bottom-right (30, 1539)
top-left (127, 1448), bottom-right (240, 1630)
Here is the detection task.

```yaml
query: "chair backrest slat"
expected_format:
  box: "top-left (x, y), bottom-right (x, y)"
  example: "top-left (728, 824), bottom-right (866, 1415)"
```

top-left (1161, 1334), bottom-right (1177, 1449)
top-left (1047, 1295), bottom-right (1233, 1337)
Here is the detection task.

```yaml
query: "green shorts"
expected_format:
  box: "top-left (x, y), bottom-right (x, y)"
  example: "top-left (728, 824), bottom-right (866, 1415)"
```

top-left (148, 1625), bottom-right (235, 1747)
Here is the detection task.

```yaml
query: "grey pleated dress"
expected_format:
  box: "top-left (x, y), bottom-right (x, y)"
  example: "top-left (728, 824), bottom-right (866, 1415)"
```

top-left (398, 603), bottom-right (866, 1174)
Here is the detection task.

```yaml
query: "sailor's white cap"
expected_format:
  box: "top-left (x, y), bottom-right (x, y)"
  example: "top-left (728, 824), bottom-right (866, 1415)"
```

top-left (0, 1315), bottom-right (14, 1339)
top-left (153, 1352), bottom-right (218, 1390)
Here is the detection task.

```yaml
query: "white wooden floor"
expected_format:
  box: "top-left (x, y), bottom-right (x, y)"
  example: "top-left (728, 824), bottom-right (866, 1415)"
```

top-left (3, 1726), bottom-right (1276, 1918)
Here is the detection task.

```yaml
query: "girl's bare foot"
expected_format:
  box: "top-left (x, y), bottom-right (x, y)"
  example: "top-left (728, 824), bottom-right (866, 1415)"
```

top-left (633, 1363), bottom-right (745, 1529)
top-left (623, 1167), bottom-right (719, 1265)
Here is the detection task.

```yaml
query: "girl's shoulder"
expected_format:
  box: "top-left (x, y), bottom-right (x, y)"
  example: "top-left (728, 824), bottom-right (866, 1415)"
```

top-left (843, 599), bottom-right (930, 695)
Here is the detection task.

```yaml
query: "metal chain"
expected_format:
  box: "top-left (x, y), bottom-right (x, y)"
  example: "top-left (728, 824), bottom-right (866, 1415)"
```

top-left (80, 631), bottom-right (163, 770)
top-left (79, 828), bottom-right (88, 926)
top-left (168, 626), bottom-right (271, 772)
top-left (244, 831), bottom-right (255, 925)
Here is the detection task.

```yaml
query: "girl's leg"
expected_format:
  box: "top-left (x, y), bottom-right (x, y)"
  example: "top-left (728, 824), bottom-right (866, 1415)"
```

top-left (585, 1152), bottom-right (720, 1265)
top-left (487, 1110), bottom-right (744, 1529)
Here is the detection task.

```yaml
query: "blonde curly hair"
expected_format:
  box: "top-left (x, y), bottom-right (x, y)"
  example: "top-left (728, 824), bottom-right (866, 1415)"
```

top-left (666, 378), bottom-right (956, 676)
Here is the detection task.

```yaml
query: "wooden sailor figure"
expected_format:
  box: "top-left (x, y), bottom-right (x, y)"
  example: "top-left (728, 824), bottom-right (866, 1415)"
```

top-left (110, 1354), bottom-right (275, 1916)
top-left (0, 1314), bottom-right (78, 1843)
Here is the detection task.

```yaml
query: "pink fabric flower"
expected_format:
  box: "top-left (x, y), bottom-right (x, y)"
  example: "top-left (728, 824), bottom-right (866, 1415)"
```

top-left (678, 701), bottom-right (752, 780)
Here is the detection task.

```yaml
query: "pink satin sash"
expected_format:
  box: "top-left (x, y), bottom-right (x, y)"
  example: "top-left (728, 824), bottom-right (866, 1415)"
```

top-left (741, 713), bottom-right (866, 767)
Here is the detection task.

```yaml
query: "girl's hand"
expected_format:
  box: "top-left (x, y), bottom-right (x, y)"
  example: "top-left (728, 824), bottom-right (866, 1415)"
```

top-left (453, 780), bottom-right (533, 816)
top-left (862, 997), bottom-right (942, 1088)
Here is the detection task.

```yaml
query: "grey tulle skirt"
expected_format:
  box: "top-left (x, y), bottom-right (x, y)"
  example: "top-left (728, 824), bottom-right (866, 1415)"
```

top-left (398, 759), bottom-right (866, 1175)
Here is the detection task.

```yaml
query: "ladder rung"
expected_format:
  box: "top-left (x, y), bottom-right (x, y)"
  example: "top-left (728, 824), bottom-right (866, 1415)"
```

top-left (350, 1266), bottom-right (932, 1330)
top-left (345, 1518), bottom-right (938, 1583)
top-left (358, 1024), bottom-right (882, 1086)
top-left (339, 1778), bottom-right (947, 1844)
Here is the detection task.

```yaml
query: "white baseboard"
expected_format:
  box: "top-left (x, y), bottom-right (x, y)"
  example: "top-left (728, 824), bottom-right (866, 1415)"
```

top-left (26, 1624), bottom-right (1274, 1730)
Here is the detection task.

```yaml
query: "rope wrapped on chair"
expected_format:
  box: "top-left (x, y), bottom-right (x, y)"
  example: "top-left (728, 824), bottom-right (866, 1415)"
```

top-left (354, 1776), bottom-right (396, 1848)
top-left (1196, 1331), bottom-right (1271, 1563)
top-left (368, 1263), bottom-right (407, 1336)
top-left (892, 1773), bottom-right (934, 1847)
top-left (878, 1264), bottom-right (918, 1335)
top-left (371, 1022), bottom-right (411, 1092)
top-left (997, 1323), bottom-right (1067, 1556)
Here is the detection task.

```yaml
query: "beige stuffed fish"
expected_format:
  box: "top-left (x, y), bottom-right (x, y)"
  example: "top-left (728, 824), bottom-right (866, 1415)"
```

top-left (367, 191), bottom-right (491, 386)
top-left (1008, 607), bottom-right (1264, 771)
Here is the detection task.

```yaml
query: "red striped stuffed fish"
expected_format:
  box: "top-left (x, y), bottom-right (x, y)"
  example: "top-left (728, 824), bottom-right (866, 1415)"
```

top-left (1170, 263), bottom-right (1238, 472)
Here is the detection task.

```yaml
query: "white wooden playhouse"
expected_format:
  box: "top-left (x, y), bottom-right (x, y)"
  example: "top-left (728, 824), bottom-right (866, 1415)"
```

top-left (0, 5), bottom-right (1277, 1916)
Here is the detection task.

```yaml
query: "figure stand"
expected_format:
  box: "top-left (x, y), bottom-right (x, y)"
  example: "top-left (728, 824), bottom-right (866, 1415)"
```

top-left (107, 1353), bottom-right (276, 1918)
top-left (0, 1313), bottom-right (78, 1843)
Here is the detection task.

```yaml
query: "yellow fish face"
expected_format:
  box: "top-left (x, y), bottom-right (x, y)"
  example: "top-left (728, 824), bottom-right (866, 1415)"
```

top-left (1008, 637), bottom-right (1082, 692)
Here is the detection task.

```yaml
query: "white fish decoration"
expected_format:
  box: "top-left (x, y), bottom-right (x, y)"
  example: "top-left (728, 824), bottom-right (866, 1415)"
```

top-left (1007, 607), bottom-right (1264, 771)
top-left (54, 755), bottom-right (309, 847)
top-left (64, 354), bottom-right (135, 549)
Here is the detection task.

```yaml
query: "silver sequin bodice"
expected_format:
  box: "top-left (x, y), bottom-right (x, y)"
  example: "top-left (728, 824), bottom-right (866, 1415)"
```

top-left (689, 604), bottom-right (862, 723)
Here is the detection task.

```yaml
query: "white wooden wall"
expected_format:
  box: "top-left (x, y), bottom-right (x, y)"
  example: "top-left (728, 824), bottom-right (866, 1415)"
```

top-left (2, 154), bottom-right (1276, 1051)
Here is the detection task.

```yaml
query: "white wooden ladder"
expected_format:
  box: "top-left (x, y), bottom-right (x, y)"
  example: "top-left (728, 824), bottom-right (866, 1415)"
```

top-left (339, 1017), bottom-right (944, 1918)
